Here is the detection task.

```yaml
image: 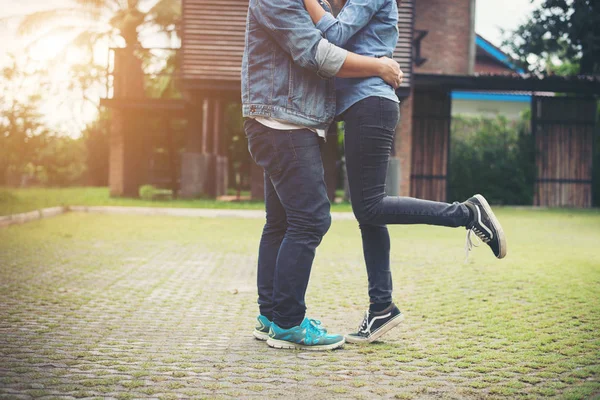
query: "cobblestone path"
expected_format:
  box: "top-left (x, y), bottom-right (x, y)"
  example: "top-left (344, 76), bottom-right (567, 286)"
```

top-left (1, 212), bottom-right (598, 399)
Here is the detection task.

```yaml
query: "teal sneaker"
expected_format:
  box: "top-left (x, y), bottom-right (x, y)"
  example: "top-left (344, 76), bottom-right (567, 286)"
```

top-left (266, 318), bottom-right (345, 351)
top-left (253, 315), bottom-right (272, 341)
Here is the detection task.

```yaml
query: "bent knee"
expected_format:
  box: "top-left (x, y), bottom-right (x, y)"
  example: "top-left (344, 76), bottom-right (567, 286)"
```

top-left (264, 217), bottom-right (287, 235)
top-left (287, 213), bottom-right (331, 238)
top-left (352, 207), bottom-right (378, 225)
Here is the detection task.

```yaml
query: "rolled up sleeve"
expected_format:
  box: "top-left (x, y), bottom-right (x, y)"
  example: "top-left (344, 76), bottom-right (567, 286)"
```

top-left (314, 0), bottom-right (385, 47)
top-left (315, 12), bottom-right (337, 34)
top-left (252, 0), bottom-right (347, 78)
top-left (315, 38), bottom-right (348, 79)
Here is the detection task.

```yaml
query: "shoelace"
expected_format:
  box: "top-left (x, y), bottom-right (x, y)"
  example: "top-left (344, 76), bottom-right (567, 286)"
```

top-left (358, 311), bottom-right (370, 334)
top-left (308, 319), bottom-right (327, 334)
top-left (464, 227), bottom-right (490, 262)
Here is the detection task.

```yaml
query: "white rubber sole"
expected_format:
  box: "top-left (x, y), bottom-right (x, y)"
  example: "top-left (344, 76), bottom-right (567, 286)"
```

top-left (266, 337), bottom-right (345, 351)
top-left (253, 330), bottom-right (269, 341)
top-left (345, 313), bottom-right (404, 344)
top-left (474, 194), bottom-right (507, 259)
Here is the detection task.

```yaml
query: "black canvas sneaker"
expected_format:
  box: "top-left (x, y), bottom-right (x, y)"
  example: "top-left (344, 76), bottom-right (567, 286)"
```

top-left (463, 194), bottom-right (507, 259)
top-left (345, 303), bottom-right (404, 344)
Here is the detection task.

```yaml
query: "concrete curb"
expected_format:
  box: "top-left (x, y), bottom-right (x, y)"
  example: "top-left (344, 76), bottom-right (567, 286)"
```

top-left (70, 206), bottom-right (356, 220)
top-left (69, 206), bottom-right (267, 219)
top-left (0, 206), bottom-right (68, 228)
top-left (1, 205), bottom-right (357, 228)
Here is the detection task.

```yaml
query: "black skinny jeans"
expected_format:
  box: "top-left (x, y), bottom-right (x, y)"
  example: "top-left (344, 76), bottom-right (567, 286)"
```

top-left (343, 96), bottom-right (470, 304)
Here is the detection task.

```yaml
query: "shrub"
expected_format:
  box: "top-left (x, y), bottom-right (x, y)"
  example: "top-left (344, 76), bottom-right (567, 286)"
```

top-left (83, 114), bottom-right (109, 187)
top-left (139, 185), bottom-right (155, 201)
top-left (138, 185), bottom-right (173, 201)
top-left (448, 115), bottom-right (536, 205)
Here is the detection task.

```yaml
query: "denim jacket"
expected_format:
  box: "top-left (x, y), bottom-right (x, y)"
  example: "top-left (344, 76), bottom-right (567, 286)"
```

top-left (316, 0), bottom-right (399, 115)
top-left (242, 0), bottom-right (348, 129)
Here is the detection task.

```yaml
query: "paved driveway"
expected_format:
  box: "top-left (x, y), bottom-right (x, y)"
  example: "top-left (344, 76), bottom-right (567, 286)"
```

top-left (1, 211), bottom-right (598, 399)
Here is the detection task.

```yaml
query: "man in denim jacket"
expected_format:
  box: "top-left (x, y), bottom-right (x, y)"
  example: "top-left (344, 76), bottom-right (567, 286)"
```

top-left (243, 0), bottom-right (402, 350)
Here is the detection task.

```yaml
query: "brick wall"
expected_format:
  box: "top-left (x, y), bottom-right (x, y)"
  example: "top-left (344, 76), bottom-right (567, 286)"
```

top-left (400, 0), bottom-right (475, 197)
top-left (395, 92), bottom-right (414, 197)
top-left (414, 0), bottom-right (474, 75)
top-left (475, 58), bottom-right (516, 75)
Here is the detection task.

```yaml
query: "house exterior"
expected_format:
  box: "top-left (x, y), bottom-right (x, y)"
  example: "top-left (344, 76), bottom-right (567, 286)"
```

top-left (452, 34), bottom-right (532, 119)
top-left (102, 0), bottom-right (600, 207)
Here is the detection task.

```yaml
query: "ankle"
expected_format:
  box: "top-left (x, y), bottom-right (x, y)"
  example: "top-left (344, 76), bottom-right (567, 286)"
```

top-left (369, 302), bottom-right (392, 313)
top-left (463, 202), bottom-right (475, 225)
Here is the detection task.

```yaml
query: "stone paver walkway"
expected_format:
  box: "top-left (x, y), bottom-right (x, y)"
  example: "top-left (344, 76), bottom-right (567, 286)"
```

top-left (1, 211), bottom-right (598, 399)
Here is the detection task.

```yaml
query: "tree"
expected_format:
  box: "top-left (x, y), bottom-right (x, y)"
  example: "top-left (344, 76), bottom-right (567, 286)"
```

top-left (503, 0), bottom-right (600, 75)
top-left (0, 56), bottom-right (88, 187)
top-left (18, 0), bottom-right (181, 100)
top-left (448, 115), bottom-right (536, 206)
top-left (18, 0), bottom-right (180, 53)
top-left (0, 57), bottom-right (50, 185)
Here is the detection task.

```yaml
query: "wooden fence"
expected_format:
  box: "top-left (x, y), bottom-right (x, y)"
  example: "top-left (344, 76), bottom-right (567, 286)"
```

top-left (533, 96), bottom-right (596, 207)
top-left (410, 90), bottom-right (451, 202)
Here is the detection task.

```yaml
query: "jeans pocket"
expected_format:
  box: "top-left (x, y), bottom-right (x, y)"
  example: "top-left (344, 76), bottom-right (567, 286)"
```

top-left (247, 131), bottom-right (282, 177)
top-left (380, 98), bottom-right (400, 131)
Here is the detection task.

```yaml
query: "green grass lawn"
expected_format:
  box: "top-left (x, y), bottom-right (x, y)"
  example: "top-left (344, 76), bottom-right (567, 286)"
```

top-left (0, 209), bottom-right (598, 399)
top-left (0, 187), bottom-right (355, 216)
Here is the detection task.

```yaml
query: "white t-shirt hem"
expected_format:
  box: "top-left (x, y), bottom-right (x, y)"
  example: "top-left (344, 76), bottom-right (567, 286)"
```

top-left (253, 117), bottom-right (326, 139)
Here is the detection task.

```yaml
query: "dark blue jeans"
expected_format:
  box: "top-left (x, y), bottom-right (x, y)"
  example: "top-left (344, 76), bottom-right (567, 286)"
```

top-left (343, 96), bottom-right (470, 305)
top-left (244, 119), bottom-right (331, 329)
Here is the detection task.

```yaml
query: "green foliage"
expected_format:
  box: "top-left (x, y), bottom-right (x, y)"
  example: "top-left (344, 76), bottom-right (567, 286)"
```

top-left (0, 190), bottom-right (17, 206)
top-left (18, 0), bottom-right (181, 50)
top-left (139, 185), bottom-right (157, 201)
top-left (138, 185), bottom-right (173, 201)
top-left (503, 0), bottom-right (600, 74)
top-left (448, 115), bottom-right (536, 205)
top-left (143, 49), bottom-right (181, 99)
top-left (82, 112), bottom-right (110, 186)
top-left (16, 0), bottom-right (182, 111)
top-left (35, 135), bottom-right (87, 186)
top-left (0, 58), bottom-right (45, 185)
top-left (0, 58), bottom-right (87, 187)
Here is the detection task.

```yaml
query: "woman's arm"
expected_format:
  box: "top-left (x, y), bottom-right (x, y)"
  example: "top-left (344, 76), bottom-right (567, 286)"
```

top-left (304, 0), bottom-right (328, 24)
top-left (304, 0), bottom-right (386, 47)
top-left (338, 54), bottom-right (403, 88)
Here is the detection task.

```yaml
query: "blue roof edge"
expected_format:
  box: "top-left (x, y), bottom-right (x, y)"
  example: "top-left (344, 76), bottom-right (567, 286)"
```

top-left (476, 35), bottom-right (525, 74)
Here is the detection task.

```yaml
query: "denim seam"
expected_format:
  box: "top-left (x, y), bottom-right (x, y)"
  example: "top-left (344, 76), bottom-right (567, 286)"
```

top-left (287, 132), bottom-right (298, 160)
top-left (358, 122), bottom-right (370, 209)
top-left (268, 132), bottom-right (283, 177)
top-left (287, 62), bottom-right (293, 108)
top-left (269, 44), bottom-right (275, 105)
top-left (243, 15), bottom-right (251, 103)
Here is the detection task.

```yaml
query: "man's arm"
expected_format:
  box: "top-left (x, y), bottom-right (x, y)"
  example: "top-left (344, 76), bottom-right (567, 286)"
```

top-left (304, 0), bottom-right (385, 47)
top-left (252, 0), bottom-right (340, 77)
top-left (252, 0), bottom-right (401, 87)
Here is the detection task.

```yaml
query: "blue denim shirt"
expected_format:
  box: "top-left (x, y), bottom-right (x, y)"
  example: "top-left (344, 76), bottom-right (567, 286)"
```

top-left (242, 0), bottom-right (348, 129)
top-left (316, 0), bottom-right (399, 115)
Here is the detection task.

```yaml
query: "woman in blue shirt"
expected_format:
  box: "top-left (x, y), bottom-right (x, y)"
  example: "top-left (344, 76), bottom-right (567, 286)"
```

top-left (304, 0), bottom-right (507, 343)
